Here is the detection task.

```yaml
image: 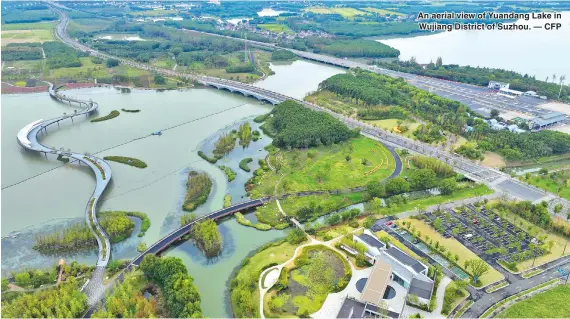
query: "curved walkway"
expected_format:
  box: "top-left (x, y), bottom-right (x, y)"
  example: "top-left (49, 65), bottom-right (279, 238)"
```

top-left (16, 83), bottom-right (112, 304)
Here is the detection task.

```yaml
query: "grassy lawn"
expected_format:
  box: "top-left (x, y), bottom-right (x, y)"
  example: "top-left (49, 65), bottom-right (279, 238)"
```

top-left (375, 230), bottom-right (422, 260)
top-left (401, 217), bottom-right (504, 286)
top-left (496, 284), bottom-right (570, 318)
top-left (258, 23), bottom-right (294, 34)
top-left (367, 183), bottom-right (493, 216)
top-left (366, 119), bottom-right (420, 140)
top-left (49, 57), bottom-right (150, 81)
top-left (520, 169), bottom-right (570, 201)
top-left (442, 281), bottom-right (469, 315)
top-left (304, 7), bottom-right (369, 18)
top-left (250, 136), bottom-right (396, 198)
top-left (305, 90), bottom-right (359, 117)
top-left (150, 58), bottom-right (175, 69)
top-left (264, 245), bottom-right (351, 317)
top-left (361, 7), bottom-right (406, 16)
top-left (67, 18), bottom-right (114, 34)
top-left (1, 22), bottom-right (56, 31)
top-left (256, 192), bottom-right (366, 226)
top-left (490, 202), bottom-right (570, 272)
top-left (128, 9), bottom-right (178, 16)
top-left (1, 29), bottom-right (54, 45)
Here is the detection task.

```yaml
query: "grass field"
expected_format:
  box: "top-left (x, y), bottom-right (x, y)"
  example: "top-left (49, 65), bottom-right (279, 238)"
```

top-left (250, 136), bottom-right (396, 199)
top-left (304, 7), bottom-right (369, 18)
top-left (401, 217), bottom-right (504, 287)
top-left (366, 119), bottom-right (421, 139)
top-left (50, 57), bottom-right (150, 80)
top-left (362, 7), bottom-right (406, 16)
top-left (128, 9), bottom-right (178, 16)
top-left (367, 183), bottom-right (493, 216)
top-left (496, 284), bottom-right (570, 318)
top-left (1, 22), bottom-right (56, 31)
top-left (520, 169), bottom-right (570, 201)
top-left (67, 18), bottom-right (114, 34)
top-left (258, 23), bottom-right (294, 34)
top-left (1, 29), bottom-right (54, 45)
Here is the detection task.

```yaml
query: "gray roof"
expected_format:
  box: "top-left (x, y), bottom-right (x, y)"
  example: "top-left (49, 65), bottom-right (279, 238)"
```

top-left (409, 278), bottom-right (434, 300)
top-left (380, 251), bottom-right (415, 283)
top-left (359, 233), bottom-right (385, 250)
top-left (532, 112), bottom-right (565, 126)
top-left (337, 298), bottom-right (400, 319)
top-left (385, 247), bottom-right (427, 273)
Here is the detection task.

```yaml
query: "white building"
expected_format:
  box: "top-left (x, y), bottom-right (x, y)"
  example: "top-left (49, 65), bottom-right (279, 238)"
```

top-left (488, 81), bottom-right (509, 90)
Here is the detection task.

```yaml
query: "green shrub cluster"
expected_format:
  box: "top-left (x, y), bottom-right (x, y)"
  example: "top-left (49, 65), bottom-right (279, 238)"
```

top-left (103, 156), bottom-right (147, 168)
top-left (239, 157), bottom-right (253, 172)
top-left (182, 171), bottom-right (212, 211)
top-left (91, 110), bottom-right (120, 122)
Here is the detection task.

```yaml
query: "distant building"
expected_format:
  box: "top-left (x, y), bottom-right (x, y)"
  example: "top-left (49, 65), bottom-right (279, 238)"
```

top-left (488, 81), bottom-right (509, 90)
top-left (523, 91), bottom-right (538, 97)
top-left (531, 112), bottom-right (566, 130)
top-left (497, 87), bottom-right (523, 99)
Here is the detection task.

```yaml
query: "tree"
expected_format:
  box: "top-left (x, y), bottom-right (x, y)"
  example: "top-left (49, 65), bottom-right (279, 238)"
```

top-left (345, 155), bottom-right (351, 162)
top-left (14, 272), bottom-right (31, 287)
top-left (408, 169), bottom-right (437, 190)
top-left (385, 177), bottom-right (410, 195)
top-left (435, 56), bottom-right (443, 67)
top-left (490, 109), bottom-right (500, 118)
top-left (106, 58), bottom-right (120, 67)
top-left (367, 181), bottom-right (386, 198)
top-left (554, 203), bottom-right (563, 214)
top-left (154, 73), bottom-right (166, 85)
top-left (464, 259), bottom-right (489, 283)
top-left (539, 168), bottom-right (549, 175)
top-left (439, 178), bottom-right (457, 195)
top-left (286, 228), bottom-right (306, 244)
top-left (190, 220), bottom-right (222, 258)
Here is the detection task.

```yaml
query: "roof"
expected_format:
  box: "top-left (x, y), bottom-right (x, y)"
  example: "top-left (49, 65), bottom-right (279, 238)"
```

top-left (337, 298), bottom-right (366, 318)
top-left (385, 247), bottom-right (427, 273)
top-left (358, 233), bottom-right (385, 250)
top-left (532, 112), bottom-right (565, 126)
top-left (380, 251), bottom-right (415, 282)
top-left (409, 278), bottom-right (434, 300)
top-left (360, 260), bottom-right (391, 306)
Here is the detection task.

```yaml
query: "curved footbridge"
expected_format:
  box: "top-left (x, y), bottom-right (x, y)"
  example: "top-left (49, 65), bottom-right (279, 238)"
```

top-left (17, 83), bottom-right (113, 304)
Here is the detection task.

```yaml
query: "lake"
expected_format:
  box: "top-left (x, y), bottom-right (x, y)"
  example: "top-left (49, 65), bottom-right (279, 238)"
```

top-left (379, 13), bottom-right (570, 80)
top-left (0, 59), bottom-right (344, 317)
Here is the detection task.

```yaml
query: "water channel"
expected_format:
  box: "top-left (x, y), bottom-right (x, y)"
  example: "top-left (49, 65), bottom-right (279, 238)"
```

top-left (0, 59), bottom-right (344, 317)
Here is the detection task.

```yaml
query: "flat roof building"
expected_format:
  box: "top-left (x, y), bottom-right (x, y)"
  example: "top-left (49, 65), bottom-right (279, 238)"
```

top-left (531, 112), bottom-right (566, 129)
top-left (488, 81), bottom-right (510, 90)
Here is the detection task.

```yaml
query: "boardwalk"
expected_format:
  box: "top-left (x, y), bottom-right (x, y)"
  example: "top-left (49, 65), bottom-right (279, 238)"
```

top-left (16, 83), bottom-right (113, 304)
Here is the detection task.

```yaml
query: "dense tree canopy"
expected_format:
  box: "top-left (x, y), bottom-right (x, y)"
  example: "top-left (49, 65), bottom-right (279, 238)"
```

top-left (190, 219), bottom-right (223, 258)
top-left (140, 255), bottom-right (203, 318)
top-left (268, 100), bottom-right (358, 148)
top-left (319, 69), bottom-right (470, 134)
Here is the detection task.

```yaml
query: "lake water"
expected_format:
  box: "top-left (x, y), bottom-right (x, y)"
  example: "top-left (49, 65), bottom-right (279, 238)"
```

top-left (0, 59), bottom-right (344, 316)
top-left (379, 13), bottom-right (570, 80)
top-left (257, 8), bottom-right (287, 17)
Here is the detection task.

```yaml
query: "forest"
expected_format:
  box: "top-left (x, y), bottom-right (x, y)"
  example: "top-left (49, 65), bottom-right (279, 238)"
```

top-left (43, 41), bottom-right (85, 68)
top-left (190, 219), bottom-right (223, 258)
top-left (318, 70), bottom-right (570, 160)
top-left (318, 69), bottom-right (471, 134)
top-left (182, 171), bottom-right (212, 211)
top-left (1, 7), bottom-right (57, 24)
top-left (140, 255), bottom-right (203, 318)
top-left (494, 201), bottom-right (570, 238)
top-left (1, 277), bottom-right (87, 318)
top-left (1, 43), bottom-right (43, 61)
top-left (377, 60), bottom-right (570, 101)
top-left (280, 36), bottom-right (399, 58)
top-left (267, 100), bottom-right (358, 148)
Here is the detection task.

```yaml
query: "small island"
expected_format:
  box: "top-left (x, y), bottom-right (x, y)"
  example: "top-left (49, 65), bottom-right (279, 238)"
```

top-left (182, 171), bottom-right (212, 211)
top-left (91, 110), bottom-right (120, 122)
top-left (103, 156), bottom-right (148, 168)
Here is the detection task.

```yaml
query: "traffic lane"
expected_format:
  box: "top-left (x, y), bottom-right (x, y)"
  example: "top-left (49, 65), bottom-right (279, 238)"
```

top-left (496, 180), bottom-right (545, 202)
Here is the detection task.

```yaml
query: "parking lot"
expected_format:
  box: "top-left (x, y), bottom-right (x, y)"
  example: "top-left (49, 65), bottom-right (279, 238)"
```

top-left (422, 204), bottom-right (544, 266)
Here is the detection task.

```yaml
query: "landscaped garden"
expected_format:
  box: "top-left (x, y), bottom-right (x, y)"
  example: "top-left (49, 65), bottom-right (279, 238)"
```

top-left (249, 136), bottom-right (395, 198)
top-left (230, 236), bottom-right (306, 318)
top-left (264, 245), bottom-right (351, 317)
top-left (519, 168), bottom-right (570, 201)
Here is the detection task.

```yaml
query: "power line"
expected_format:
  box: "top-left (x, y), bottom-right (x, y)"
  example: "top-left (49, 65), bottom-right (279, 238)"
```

top-left (2, 102), bottom-right (249, 190)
